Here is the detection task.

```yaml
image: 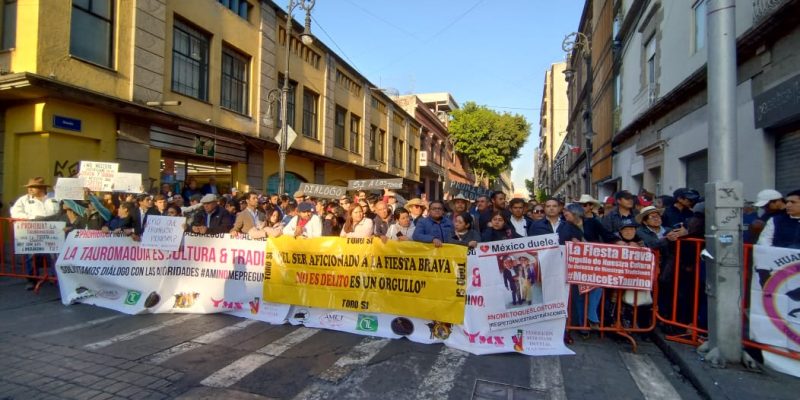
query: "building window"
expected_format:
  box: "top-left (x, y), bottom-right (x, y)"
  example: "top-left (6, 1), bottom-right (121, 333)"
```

top-left (302, 89), bottom-right (318, 139)
top-left (220, 47), bottom-right (249, 114)
top-left (397, 140), bottom-right (405, 170)
top-left (645, 35), bottom-right (656, 94)
top-left (350, 115), bottom-right (361, 154)
top-left (693, 0), bottom-right (707, 53)
top-left (407, 145), bottom-right (415, 173)
top-left (369, 125), bottom-right (378, 161)
top-left (172, 19), bottom-right (209, 101)
top-left (218, 0), bottom-right (251, 20)
top-left (277, 74), bottom-right (296, 129)
top-left (334, 106), bottom-right (346, 149)
top-left (1, 0), bottom-right (16, 50)
top-left (70, 0), bottom-right (114, 67)
top-left (378, 129), bottom-right (386, 162)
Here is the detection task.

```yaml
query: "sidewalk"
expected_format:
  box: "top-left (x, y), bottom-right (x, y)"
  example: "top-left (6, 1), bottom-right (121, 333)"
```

top-left (653, 332), bottom-right (800, 400)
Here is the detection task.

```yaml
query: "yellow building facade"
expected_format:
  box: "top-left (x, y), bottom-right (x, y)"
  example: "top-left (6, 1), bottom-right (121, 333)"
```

top-left (0, 0), bottom-right (420, 207)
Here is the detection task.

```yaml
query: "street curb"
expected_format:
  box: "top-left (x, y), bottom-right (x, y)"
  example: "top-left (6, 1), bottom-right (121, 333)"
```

top-left (651, 332), bottom-right (713, 400)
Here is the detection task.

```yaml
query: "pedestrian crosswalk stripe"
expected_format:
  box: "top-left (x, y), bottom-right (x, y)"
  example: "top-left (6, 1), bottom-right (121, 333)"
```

top-left (200, 327), bottom-right (319, 388)
top-left (143, 319), bottom-right (259, 365)
top-left (620, 352), bottom-right (682, 400)
top-left (83, 314), bottom-right (201, 351)
top-left (414, 346), bottom-right (470, 399)
top-left (530, 356), bottom-right (567, 400)
top-left (31, 315), bottom-right (124, 338)
top-left (292, 336), bottom-right (392, 400)
top-left (317, 336), bottom-right (391, 383)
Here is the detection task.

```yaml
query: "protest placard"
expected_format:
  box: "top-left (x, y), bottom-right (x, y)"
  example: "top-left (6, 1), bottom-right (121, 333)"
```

top-left (140, 216), bottom-right (185, 251)
top-left (445, 180), bottom-right (492, 201)
top-left (565, 242), bottom-right (656, 291)
top-left (54, 177), bottom-right (86, 200)
top-left (14, 221), bottom-right (67, 254)
top-left (347, 178), bottom-right (403, 191)
top-left (79, 161), bottom-right (119, 192)
top-left (298, 183), bottom-right (347, 199)
top-left (112, 172), bottom-right (143, 193)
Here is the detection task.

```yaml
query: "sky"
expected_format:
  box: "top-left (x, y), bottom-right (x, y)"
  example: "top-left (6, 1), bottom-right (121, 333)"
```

top-left (307, 0), bottom-right (586, 195)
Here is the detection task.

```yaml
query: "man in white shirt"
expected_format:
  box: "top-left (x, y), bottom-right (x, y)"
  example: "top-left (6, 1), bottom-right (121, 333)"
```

top-left (282, 202), bottom-right (322, 238)
top-left (11, 177), bottom-right (60, 290)
top-left (508, 198), bottom-right (534, 237)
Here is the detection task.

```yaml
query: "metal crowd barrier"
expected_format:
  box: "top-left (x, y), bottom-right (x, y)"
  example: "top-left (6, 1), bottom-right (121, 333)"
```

top-left (656, 238), bottom-right (800, 361)
top-left (0, 217), bottom-right (58, 293)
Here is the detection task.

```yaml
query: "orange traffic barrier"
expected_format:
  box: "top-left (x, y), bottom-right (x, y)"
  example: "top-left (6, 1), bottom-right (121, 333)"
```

top-left (566, 252), bottom-right (660, 353)
top-left (0, 217), bottom-right (58, 293)
top-left (656, 238), bottom-right (800, 361)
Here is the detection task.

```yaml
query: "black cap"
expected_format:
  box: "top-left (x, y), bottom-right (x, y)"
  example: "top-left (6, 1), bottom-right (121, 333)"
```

top-left (615, 190), bottom-right (634, 200)
top-left (619, 218), bottom-right (638, 229)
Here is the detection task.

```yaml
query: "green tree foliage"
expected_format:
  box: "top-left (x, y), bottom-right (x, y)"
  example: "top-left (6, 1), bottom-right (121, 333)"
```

top-left (524, 178), bottom-right (536, 199)
top-left (449, 102), bottom-right (531, 185)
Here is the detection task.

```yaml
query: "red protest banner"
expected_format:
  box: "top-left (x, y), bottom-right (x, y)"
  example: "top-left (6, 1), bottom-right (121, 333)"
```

top-left (565, 242), bottom-right (655, 291)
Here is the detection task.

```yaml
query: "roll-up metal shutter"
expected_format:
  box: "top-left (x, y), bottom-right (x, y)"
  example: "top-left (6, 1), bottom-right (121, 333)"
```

top-left (775, 130), bottom-right (800, 194)
top-left (684, 150), bottom-right (708, 192)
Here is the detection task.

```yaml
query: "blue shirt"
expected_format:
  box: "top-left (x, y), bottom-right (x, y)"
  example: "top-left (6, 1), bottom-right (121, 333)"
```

top-left (412, 216), bottom-right (454, 243)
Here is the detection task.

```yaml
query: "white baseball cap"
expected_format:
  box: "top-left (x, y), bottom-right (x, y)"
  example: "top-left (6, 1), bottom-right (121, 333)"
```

top-left (754, 189), bottom-right (783, 207)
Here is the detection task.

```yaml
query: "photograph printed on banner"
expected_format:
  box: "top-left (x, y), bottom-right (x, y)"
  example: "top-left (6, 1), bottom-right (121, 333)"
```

top-left (496, 251), bottom-right (544, 309)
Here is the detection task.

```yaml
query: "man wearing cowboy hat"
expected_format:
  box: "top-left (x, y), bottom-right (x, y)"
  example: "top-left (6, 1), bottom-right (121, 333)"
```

top-left (10, 177), bottom-right (60, 220)
top-left (404, 198), bottom-right (427, 225)
top-left (11, 177), bottom-right (61, 290)
top-left (577, 194), bottom-right (602, 219)
top-left (447, 194), bottom-right (470, 224)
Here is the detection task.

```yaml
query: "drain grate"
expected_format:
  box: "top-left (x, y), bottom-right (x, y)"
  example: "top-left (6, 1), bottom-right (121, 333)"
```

top-left (471, 379), bottom-right (549, 400)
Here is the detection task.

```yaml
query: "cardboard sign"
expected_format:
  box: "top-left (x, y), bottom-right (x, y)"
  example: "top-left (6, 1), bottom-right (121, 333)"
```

top-left (445, 180), bottom-right (492, 201)
top-left (14, 221), bottom-right (67, 254)
top-left (79, 161), bottom-right (119, 192)
top-left (298, 183), bottom-right (347, 199)
top-left (54, 177), bottom-right (86, 200)
top-left (140, 216), bottom-right (185, 251)
top-left (347, 178), bottom-right (403, 191)
top-left (113, 172), bottom-right (143, 193)
top-left (566, 242), bottom-right (656, 291)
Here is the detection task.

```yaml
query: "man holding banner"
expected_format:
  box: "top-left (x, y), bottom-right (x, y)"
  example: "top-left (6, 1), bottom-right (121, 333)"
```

top-left (11, 177), bottom-right (60, 290)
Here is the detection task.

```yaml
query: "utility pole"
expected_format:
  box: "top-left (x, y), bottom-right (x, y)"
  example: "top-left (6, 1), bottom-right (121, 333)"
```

top-left (702, 0), bottom-right (752, 368)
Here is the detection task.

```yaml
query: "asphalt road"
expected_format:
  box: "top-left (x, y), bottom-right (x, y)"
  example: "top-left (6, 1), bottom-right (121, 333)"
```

top-left (0, 278), bottom-right (701, 400)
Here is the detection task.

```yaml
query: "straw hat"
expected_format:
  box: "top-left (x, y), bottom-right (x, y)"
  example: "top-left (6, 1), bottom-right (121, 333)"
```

top-left (635, 205), bottom-right (663, 224)
top-left (23, 177), bottom-right (50, 188)
top-left (404, 198), bottom-right (427, 211)
top-left (448, 193), bottom-right (470, 209)
top-left (577, 194), bottom-right (601, 207)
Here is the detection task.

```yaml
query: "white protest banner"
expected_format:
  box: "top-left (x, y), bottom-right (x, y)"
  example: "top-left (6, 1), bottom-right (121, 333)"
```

top-left (54, 177), bottom-right (86, 200)
top-left (79, 161), bottom-right (119, 192)
top-left (140, 216), bottom-right (185, 251)
top-left (750, 245), bottom-right (800, 377)
top-left (14, 221), bottom-right (67, 254)
top-left (347, 178), bottom-right (403, 191)
top-left (566, 242), bottom-right (656, 291)
top-left (112, 172), bottom-right (143, 193)
top-left (55, 231), bottom-right (290, 324)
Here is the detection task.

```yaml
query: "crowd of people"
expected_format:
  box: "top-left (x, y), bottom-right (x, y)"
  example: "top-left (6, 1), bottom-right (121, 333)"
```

top-left (9, 175), bottom-right (800, 339)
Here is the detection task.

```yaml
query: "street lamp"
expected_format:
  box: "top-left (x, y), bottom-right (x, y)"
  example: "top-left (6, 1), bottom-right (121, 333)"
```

top-left (562, 31), bottom-right (593, 195)
top-left (278, 0), bottom-right (315, 196)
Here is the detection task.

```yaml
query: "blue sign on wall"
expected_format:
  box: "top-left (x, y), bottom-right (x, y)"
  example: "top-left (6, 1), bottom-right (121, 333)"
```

top-left (53, 115), bottom-right (82, 132)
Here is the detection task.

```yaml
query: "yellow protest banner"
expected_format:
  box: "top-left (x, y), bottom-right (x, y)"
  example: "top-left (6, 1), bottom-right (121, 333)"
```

top-left (263, 236), bottom-right (467, 324)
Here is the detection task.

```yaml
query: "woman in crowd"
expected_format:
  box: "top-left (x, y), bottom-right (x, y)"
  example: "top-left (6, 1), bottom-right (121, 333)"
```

top-left (530, 205), bottom-right (545, 221)
top-left (340, 204), bottom-right (374, 238)
top-left (104, 201), bottom-right (136, 237)
top-left (62, 200), bottom-right (87, 234)
top-left (386, 208), bottom-right (416, 241)
top-left (448, 212), bottom-right (480, 248)
top-left (481, 210), bottom-right (521, 242)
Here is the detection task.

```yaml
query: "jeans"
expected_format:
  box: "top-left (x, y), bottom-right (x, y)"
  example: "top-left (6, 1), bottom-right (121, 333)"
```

top-left (573, 286), bottom-right (602, 325)
top-left (25, 254), bottom-right (54, 280)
